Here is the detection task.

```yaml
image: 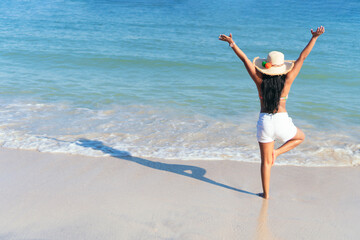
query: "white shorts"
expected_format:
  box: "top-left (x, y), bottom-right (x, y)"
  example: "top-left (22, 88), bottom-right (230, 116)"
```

top-left (257, 112), bottom-right (298, 143)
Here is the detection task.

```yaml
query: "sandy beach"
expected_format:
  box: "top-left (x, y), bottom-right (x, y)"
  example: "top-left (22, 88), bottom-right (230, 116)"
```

top-left (0, 147), bottom-right (359, 239)
top-left (0, 0), bottom-right (359, 239)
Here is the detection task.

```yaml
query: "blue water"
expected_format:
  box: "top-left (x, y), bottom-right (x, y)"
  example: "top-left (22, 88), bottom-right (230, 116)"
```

top-left (0, 0), bottom-right (359, 166)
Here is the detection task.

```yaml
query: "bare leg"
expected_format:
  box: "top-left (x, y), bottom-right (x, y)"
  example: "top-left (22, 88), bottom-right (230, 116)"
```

top-left (258, 141), bottom-right (274, 199)
top-left (274, 128), bottom-right (305, 160)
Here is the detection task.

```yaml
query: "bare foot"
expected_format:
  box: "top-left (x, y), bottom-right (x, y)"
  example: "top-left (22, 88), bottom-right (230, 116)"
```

top-left (258, 193), bottom-right (269, 199)
top-left (272, 149), bottom-right (277, 165)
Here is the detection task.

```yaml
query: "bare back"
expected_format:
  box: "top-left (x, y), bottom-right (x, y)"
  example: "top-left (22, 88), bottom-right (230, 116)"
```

top-left (255, 70), bottom-right (293, 113)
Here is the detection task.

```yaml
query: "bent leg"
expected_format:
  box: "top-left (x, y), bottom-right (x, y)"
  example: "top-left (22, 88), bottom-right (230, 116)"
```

top-left (275, 128), bottom-right (305, 158)
top-left (259, 141), bottom-right (274, 199)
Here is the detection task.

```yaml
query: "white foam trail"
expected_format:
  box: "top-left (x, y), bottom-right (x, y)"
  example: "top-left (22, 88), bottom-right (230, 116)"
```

top-left (0, 100), bottom-right (358, 167)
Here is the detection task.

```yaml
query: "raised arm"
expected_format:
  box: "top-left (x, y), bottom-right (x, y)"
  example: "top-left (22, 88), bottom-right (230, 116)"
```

top-left (219, 33), bottom-right (261, 85)
top-left (286, 26), bottom-right (325, 83)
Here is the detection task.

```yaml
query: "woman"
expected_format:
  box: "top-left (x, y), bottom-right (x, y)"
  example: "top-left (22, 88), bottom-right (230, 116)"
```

top-left (219, 26), bottom-right (325, 199)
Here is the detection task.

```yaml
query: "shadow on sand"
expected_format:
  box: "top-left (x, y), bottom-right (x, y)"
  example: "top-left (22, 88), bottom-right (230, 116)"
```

top-left (76, 138), bottom-right (258, 196)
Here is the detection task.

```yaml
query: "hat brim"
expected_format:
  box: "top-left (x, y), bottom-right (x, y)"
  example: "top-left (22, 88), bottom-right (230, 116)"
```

top-left (253, 57), bottom-right (295, 76)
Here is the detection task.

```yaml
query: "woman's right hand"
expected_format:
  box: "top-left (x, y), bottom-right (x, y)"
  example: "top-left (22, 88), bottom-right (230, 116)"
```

top-left (311, 26), bottom-right (325, 38)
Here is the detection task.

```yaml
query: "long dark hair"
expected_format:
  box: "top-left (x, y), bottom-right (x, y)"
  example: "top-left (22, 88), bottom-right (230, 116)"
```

top-left (260, 74), bottom-right (286, 113)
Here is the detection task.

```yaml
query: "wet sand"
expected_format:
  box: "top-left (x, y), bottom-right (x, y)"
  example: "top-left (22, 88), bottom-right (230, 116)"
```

top-left (0, 147), bottom-right (359, 239)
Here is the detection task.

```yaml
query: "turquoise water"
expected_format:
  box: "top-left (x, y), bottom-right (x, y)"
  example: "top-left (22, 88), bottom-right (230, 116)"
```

top-left (0, 0), bottom-right (359, 166)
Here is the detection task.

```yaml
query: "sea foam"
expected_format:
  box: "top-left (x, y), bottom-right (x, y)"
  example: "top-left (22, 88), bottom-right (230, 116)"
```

top-left (0, 100), bottom-right (358, 167)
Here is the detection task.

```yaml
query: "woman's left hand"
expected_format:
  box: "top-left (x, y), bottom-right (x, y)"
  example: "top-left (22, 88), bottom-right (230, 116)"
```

top-left (219, 33), bottom-right (234, 44)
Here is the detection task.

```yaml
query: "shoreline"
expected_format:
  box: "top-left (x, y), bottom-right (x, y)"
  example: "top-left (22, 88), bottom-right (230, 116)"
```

top-left (0, 101), bottom-right (358, 168)
top-left (0, 147), bottom-right (359, 239)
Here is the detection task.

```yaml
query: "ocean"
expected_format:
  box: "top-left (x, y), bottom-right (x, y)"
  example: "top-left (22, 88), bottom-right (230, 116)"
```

top-left (0, 0), bottom-right (359, 166)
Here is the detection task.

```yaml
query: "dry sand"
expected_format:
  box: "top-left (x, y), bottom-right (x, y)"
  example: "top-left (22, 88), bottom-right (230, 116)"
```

top-left (0, 147), bottom-right (359, 239)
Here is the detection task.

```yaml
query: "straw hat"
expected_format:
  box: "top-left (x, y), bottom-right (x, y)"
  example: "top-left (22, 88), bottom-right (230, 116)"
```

top-left (253, 51), bottom-right (295, 76)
